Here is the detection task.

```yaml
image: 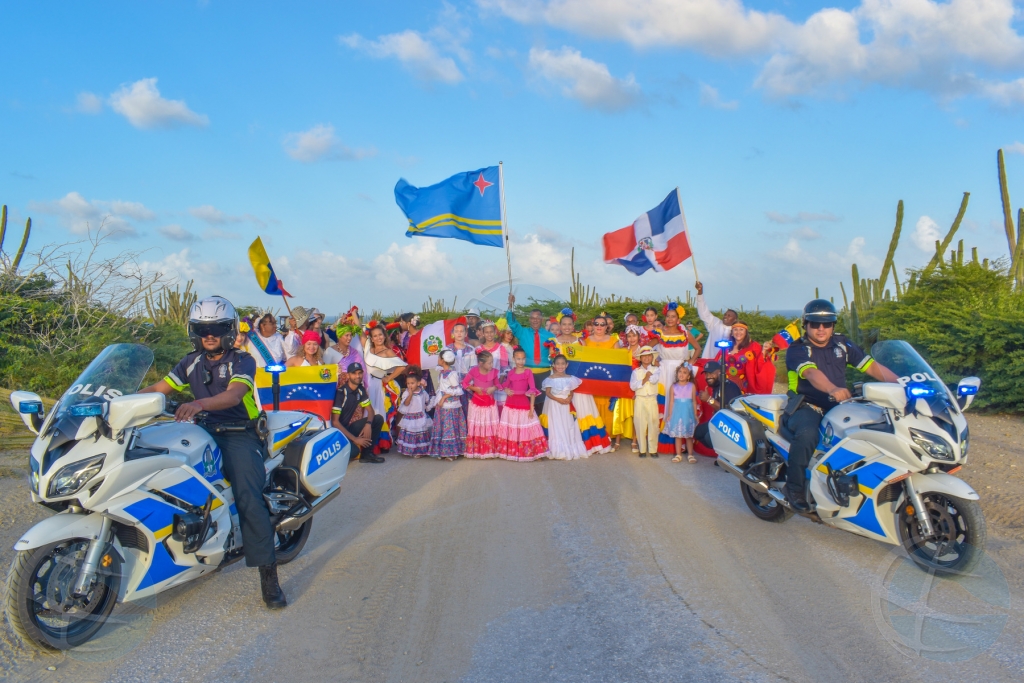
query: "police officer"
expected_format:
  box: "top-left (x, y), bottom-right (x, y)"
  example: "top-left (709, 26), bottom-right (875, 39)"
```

top-left (784, 299), bottom-right (898, 512)
top-left (141, 296), bottom-right (286, 609)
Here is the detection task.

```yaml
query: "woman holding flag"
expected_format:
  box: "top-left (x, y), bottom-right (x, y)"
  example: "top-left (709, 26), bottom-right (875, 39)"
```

top-left (364, 324), bottom-right (408, 451)
top-left (581, 318), bottom-right (620, 436)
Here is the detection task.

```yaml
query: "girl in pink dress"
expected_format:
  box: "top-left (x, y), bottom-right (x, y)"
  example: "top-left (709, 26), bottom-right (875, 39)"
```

top-left (462, 349), bottom-right (500, 459)
top-left (496, 348), bottom-right (549, 462)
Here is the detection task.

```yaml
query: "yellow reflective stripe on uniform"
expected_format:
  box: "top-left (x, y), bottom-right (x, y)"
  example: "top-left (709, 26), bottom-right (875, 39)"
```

top-left (241, 390), bottom-right (259, 419)
top-left (331, 407), bottom-right (341, 413)
top-left (788, 370), bottom-right (799, 392)
top-left (856, 357), bottom-right (874, 372)
top-left (229, 376), bottom-right (254, 391)
top-left (796, 362), bottom-right (817, 379)
top-left (165, 375), bottom-right (185, 391)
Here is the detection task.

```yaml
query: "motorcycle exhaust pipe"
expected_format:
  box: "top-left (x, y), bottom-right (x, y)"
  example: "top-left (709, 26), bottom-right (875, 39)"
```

top-left (275, 484), bottom-right (341, 532)
top-left (717, 457), bottom-right (771, 492)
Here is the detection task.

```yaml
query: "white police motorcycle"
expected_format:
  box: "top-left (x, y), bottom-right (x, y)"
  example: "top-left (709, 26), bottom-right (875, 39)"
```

top-left (711, 340), bottom-right (985, 575)
top-left (5, 343), bottom-right (350, 650)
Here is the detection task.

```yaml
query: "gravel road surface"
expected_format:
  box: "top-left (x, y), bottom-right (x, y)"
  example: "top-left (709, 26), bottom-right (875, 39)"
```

top-left (2, 443), bottom-right (1023, 683)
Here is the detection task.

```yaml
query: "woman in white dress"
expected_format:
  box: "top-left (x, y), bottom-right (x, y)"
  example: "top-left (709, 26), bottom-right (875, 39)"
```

top-left (554, 321), bottom-right (612, 455)
top-left (542, 355), bottom-right (589, 460)
top-left (651, 303), bottom-right (702, 399)
top-left (364, 325), bottom-right (407, 450)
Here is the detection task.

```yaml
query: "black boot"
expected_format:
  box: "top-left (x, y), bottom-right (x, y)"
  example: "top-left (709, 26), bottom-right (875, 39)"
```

top-left (259, 563), bottom-right (287, 609)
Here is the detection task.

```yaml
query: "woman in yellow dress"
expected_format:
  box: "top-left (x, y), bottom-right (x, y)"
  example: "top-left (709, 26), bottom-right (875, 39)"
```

top-left (582, 317), bottom-right (619, 439)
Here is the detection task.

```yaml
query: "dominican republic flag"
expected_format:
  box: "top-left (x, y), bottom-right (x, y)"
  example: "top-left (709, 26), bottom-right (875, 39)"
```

top-left (602, 189), bottom-right (693, 275)
top-left (406, 317), bottom-right (467, 370)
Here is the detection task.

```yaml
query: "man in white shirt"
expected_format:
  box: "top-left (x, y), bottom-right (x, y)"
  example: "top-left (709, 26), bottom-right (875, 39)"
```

top-left (695, 282), bottom-right (738, 359)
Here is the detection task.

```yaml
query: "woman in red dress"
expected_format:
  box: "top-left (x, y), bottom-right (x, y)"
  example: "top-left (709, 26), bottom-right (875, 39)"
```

top-left (714, 322), bottom-right (776, 395)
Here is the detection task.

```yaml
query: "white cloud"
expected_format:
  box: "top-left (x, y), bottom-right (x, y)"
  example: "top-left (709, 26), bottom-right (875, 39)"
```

top-left (283, 124), bottom-right (376, 163)
top-left (1006, 142), bottom-right (1024, 155)
top-left (508, 231), bottom-right (572, 284)
top-left (528, 47), bottom-right (642, 111)
top-left (109, 78), bottom-right (209, 129)
top-left (189, 205), bottom-right (266, 226)
top-left (203, 227), bottom-right (242, 240)
top-left (30, 191), bottom-right (159, 238)
top-left (373, 241), bottom-right (457, 289)
top-left (158, 224), bottom-right (195, 241)
top-left (490, 0), bottom-right (1024, 104)
top-left (699, 83), bottom-right (738, 110)
top-left (340, 30), bottom-right (464, 84)
top-left (75, 92), bottom-right (103, 114)
top-left (912, 215), bottom-right (942, 252)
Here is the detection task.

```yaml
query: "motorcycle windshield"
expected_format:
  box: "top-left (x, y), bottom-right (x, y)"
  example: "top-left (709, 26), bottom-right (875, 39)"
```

top-left (55, 343), bottom-right (155, 418)
top-left (870, 340), bottom-right (947, 397)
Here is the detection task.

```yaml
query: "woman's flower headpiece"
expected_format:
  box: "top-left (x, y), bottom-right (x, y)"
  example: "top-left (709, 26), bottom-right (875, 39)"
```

top-left (663, 301), bottom-right (685, 317)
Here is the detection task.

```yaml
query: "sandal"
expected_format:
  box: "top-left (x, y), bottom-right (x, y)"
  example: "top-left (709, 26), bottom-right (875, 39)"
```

top-left (631, 442), bottom-right (639, 453)
top-left (672, 454), bottom-right (683, 463)
top-left (687, 455), bottom-right (697, 464)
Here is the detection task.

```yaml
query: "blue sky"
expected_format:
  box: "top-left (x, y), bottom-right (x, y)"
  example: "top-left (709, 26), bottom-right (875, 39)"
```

top-left (3, 0), bottom-right (1024, 317)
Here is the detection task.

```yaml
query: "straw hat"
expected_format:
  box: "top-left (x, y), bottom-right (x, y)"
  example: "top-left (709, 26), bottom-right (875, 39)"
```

top-left (637, 345), bottom-right (655, 356)
top-left (291, 306), bottom-right (312, 328)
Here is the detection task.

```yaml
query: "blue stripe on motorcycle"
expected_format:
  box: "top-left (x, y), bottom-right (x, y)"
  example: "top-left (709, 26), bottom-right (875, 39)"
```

top-left (844, 497), bottom-right (886, 537)
top-left (852, 462), bottom-right (896, 492)
top-left (136, 541), bottom-right (190, 590)
top-left (163, 476), bottom-right (214, 508)
top-left (821, 447), bottom-right (862, 472)
top-left (124, 498), bottom-right (180, 537)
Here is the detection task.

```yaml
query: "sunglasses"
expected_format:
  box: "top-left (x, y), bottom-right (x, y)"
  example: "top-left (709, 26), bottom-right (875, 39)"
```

top-left (807, 321), bottom-right (835, 330)
top-left (594, 322), bottom-right (607, 327)
top-left (193, 323), bottom-right (232, 338)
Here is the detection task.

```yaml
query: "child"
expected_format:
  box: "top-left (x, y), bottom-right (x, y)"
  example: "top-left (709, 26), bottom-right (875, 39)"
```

top-left (396, 366), bottom-right (432, 458)
top-left (664, 364), bottom-right (699, 463)
top-left (629, 346), bottom-right (661, 458)
top-left (542, 355), bottom-right (588, 460)
top-left (428, 349), bottom-right (466, 461)
top-left (497, 348), bottom-right (548, 461)
top-left (462, 349), bottom-right (500, 459)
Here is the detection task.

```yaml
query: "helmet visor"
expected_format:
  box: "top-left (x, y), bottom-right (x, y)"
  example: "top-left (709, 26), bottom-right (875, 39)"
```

top-left (191, 321), bottom-right (234, 339)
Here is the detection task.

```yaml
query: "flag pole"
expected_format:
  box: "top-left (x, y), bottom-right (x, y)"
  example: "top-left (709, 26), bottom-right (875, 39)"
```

top-left (499, 161), bottom-right (513, 296)
top-left (675, 186), bottom-right (700, 283)
top-left (280, 293), bottom-right (293, 318)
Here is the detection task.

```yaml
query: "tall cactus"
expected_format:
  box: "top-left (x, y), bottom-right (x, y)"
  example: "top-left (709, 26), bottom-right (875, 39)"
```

top-left (0, 204), bottom-right (7, 254)
top-left (879, 200), bottom-right (903, 290)
top-left (999, 149), bottom-right (1017, 256)
top-left (1013, 207), bottom-right (1024, 288)
top-left (12, 218), bottom-right (31, 271)
top-left (922, 192), bottom-right (969, 276)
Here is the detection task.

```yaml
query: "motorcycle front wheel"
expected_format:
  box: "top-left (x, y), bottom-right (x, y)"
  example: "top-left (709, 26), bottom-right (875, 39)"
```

top-left (898, 492), bottom-right (986, 576)
top-left (5, 539), bottom-right (121, 650)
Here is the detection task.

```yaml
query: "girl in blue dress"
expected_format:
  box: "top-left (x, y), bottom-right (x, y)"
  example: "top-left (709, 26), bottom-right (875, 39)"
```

top-left (663, 364), bottom-right (698, 463)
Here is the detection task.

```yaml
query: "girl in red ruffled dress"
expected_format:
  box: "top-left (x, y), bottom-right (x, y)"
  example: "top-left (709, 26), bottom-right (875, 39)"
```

top-left (496, 348), bottom-right (548, 462)
top-left (462, 350), bottom-right (501, 459)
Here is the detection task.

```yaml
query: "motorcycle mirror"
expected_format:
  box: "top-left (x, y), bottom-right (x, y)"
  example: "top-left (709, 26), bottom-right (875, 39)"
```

top-left (957, 376), bottom-right (981, 411)
top-left (10, 390), bottom-right (44, 435)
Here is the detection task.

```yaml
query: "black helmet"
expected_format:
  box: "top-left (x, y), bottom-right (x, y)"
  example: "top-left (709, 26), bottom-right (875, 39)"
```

top-left (188, 296), bottom-right (239, 354)
top-left (802, 299), bottom-right (837, 324)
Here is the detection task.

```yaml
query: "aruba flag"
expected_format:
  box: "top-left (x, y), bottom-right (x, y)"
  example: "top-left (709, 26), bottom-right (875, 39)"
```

top-left (395, 166), bottom-right (504, 248)
top-left (255, 365), bottom-right (337, 421)
top-left (603, 189), bottom-right (693, 275)
top-left (248, 237), bottom-right (292, 297)
top-left (559, 344), bottom-right (634, 398)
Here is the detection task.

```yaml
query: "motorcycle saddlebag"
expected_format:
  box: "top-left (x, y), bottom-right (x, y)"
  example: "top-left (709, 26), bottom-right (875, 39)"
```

top-left (281, 428), bottom-right (350, 497)
top-left (708, 409), bottom-right (755, 466)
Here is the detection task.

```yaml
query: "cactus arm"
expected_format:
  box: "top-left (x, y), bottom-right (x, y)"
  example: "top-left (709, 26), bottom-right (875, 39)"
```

top-left (999, 149), bottom-right (1017, 256)
top-left (0, 204), bottom-right (7, 255)
top-left (879, 200), bottom-right (903, 289)
top-left (12, 217), bottom-right (31, 270)
top-left (923, 192), bottom-right (969, 276)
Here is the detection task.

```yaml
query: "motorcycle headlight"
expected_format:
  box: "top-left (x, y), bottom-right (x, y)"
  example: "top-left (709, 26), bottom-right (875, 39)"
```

top-left (909, 429), bottom-right (955, 462)
top-left (47, 454), bottom-right (105, 498)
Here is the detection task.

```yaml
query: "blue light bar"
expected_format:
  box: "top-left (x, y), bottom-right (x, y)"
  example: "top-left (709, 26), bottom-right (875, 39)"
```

top-left (18, 401), bottom-right (43, 415)
top-left (957, 385), bottom-right (978, 396)
top-left (266, 364), bottom-right (286, 373)
top-left (715, 340), bottom-right (733, 349)
top-left (69, 404), bottom-right (104, 417)
top-left (905, 383), bottom-right (936, 399)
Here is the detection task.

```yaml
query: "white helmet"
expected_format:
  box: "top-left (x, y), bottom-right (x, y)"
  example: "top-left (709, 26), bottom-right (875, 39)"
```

top-left (188, 295), bottom-right (239, 353)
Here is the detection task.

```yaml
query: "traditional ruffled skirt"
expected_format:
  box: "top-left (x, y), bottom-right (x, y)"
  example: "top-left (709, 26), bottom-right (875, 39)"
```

top-left (397, 426), bottom-right (432, 457)
top-left (496, 398), bottom-right (548, 462)
top-left (465, 402), bottom-right (499, 459)
top-left (572, 393), bottom-right (612, 454)
top-left (429, 402), bottom-right (466, 458)
top-left (611, 397), bottom-right (635, 440)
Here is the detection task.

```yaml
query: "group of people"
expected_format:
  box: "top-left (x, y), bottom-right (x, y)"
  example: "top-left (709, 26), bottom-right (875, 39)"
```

top-left (154, 288), bottom-right (894, 609)
top-left (235, 284), bottom-right (782, 464)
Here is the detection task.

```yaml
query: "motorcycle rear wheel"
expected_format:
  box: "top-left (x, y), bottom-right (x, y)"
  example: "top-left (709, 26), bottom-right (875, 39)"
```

top-left (740, 481), bottom-right (794, 523)
top-left (898, 493), bottom-right (986, 576)
top-left (5, 539), bottom-right (121, 651)
top-left (275, 519), bottom-right (312, 564)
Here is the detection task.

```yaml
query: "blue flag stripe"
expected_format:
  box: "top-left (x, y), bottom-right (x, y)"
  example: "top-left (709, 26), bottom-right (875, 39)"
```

top-left (395, 166), bottom-right (503, 249)
top-left (647, 191), bottom-right (680, 237)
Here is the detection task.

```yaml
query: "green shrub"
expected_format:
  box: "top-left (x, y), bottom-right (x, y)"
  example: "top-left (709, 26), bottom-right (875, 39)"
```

top-left (865, 261), bottom-right (1024, 412)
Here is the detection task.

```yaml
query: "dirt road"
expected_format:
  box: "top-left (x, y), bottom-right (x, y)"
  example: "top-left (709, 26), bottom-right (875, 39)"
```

top-left (1, 427), bottom-right (1023, 682)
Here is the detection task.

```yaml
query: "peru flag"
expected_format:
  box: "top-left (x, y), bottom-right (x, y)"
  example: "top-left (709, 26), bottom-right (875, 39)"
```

top-left (602, 189), bottom-right (693, 276)
top-left (406, 317), bottom-right (466, 370)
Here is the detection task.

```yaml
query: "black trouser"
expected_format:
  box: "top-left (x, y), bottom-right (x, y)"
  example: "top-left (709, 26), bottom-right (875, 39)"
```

top-left (694, 422), bottom-right (712, 450)
top-left (210, 430), bottom-right (276, 568)
top-left (531, 369), bottom-right (550, 414)
top-left (347, 415), bottom-right (384, 460)
top-left (785, 405), bottom-right (824, 498)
